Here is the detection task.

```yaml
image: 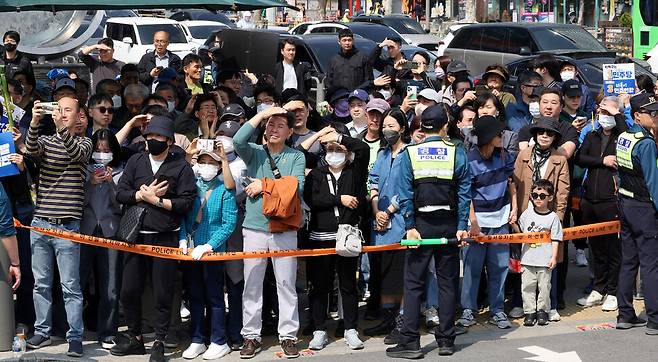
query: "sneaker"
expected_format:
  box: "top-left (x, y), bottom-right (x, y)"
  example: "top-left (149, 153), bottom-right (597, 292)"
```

top-left (67, 340), bottom-right (84, 358)
top-left (202, 343), bottom-right (231, 360)
top-left (548, 309), bottom-right (561, 322)
top-left (308, 331), bottom-right (328, 351)
top-left (384, 328), bottom-right (401, 345)
top-left (281, 339), bottom-right (299, 358)
top-left (509, 307), bottom-right (525, 319)
top-left (183, 342), bottom-right (207, 359)
top-left (523, 313), bottom-right (537, 326)
top-left (437, 339), bottom-right (455, 356)
top-left (239, 339), bottom-right (261, 359)
top-left (164, 333), bottom-right (179, 349)
top-left (489, 312), bottom-right (512, 329)
top-left (616, 316), bottom-right (647, 330)
top-left (101, 335), bottom-right (116, 350)
top-left (577, 290), bottom-right (604, 307)
top-left (110, 332), bottom-right (146, 356)
top-left (180, 303), bottom-right (191, 319)
top-left (229, 341), bottom-right (243, 351)
top-left (149, 340), bottom-right (166, 362)
top-left (344, 329), bottom-right (364, 350)
top-left (602, 295), bottom-right (618, 311)
top-left (575, 249), bottom-right (588, 267)
top-left (425, 307), bottom-right (440, 328)
top-left (385, 343), bottom-right (423, 359)
top-left (26, 334), bottom-right (51, 349)
top-left (537, 310), bottom-right (549, 326)
top-left (457, 309), bottom-right (476, 327)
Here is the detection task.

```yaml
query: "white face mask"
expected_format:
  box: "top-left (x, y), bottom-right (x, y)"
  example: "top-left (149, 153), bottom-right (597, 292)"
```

top-left (560, 71), bottom-right (575, 81)
top-left (111, 95), bottom-right (122, 108)
top-left (257, 103), bottom-right (273, 114)
top-left (197, 164), bottom-right (219, 181)
top-left (216, 135), bottom-right (234, 154)
top-left (435, 67), bottom-right (445, 79)
top-left (167, 101), bottom-right (176, 113)
top-left (415, 103), bottom-right (428, 118)
top-left (92, 152), bottom-right (113, 165)
top-left (378, 89), bottom-right (392, 100)
top-left (529, 102), bottom-right (541, 117)
top-left (325, 152), bottom-right (346, 168)
top-left (598, 114), bottom-right (616, 130)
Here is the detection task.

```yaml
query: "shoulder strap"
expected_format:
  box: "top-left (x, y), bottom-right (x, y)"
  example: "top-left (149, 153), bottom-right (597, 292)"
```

top-left (263, 145), bottom-right (282, 179)
top-left (195, 188), bottom-right (214, 224)
top-left (326, 174), bottom-right (340, 222)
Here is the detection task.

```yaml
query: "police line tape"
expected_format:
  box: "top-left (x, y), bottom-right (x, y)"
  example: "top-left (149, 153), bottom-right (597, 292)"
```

top-left (13, 219), bottom-right (620, 261)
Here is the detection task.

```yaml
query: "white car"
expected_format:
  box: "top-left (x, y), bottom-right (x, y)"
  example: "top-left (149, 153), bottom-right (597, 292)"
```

top-left (180, 20), bottom-right (229, 47)
top-left (104, 17), bottom-right (197, 64)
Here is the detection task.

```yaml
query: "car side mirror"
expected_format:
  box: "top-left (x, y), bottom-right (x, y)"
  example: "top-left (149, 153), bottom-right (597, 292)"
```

top-left (122, 37), bottom-right (133, 46)
top-left (519, 46), bottom-right (531, 56)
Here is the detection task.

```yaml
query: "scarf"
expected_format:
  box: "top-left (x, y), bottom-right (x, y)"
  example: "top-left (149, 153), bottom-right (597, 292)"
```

top-left (531, 145), bottom-right (551, 183)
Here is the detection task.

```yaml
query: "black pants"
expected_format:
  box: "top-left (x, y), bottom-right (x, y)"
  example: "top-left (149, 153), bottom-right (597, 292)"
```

top-left (617, 198), bottom-right (658, 326)
top-left (226, 277), bottom-right (244, 344)
top-left (581, 199), bottom-right (621, 296)
top-left (307, 240), bottom-right (359, 330)
top-left (120, 231), bottom-right (178, 340)
top-left (400, 211), bottom-right (459, 346)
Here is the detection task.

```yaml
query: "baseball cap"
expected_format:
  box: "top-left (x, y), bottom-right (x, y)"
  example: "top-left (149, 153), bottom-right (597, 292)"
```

top-left (54, 78), bottom-right (76, 92)
top-left (630, 92), bottom-right (658, 113)
top-left (328, 88), bottom-right (350, 104)
top-left (220, 103), bottom-right (245, 120)
top-left (215, 120), bottom-right (240, 137)
top-left (418, 88), bottom-right (440, 103)
top-left (446, 60), bottom-right (469, 74)
top-left (47, 68), bottom-right (69, 81)
top-left (482, 68), bottom-right (509, 83)
top-left (561, 79), bottom-right (582, 98)
top-left (348, 89), bottom-right (369, 103)
top-left (421, 104), bottom-right (449, 131)
top-left (366, 98), bottom-right (390, 114)
top-left (155, 67), bottom-right (178, 84)
top-left (144, 116), bottom-right (175, 140)
top-left (198, 150), bottom-right (222, 162)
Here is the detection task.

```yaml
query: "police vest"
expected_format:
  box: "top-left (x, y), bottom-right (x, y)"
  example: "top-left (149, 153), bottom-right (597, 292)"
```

top-left (407, 139), bottom-right (457, 211)
top-left (615, 131), bottom-right (652, 202)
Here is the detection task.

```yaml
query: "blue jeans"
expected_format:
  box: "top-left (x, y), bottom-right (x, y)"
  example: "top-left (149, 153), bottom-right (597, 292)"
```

top-left (460, 225), bottom-right (510, 315)
top-left (184, 261), bottom-right (227, 345)
top-left (31, 217), bottom-right (84, 341)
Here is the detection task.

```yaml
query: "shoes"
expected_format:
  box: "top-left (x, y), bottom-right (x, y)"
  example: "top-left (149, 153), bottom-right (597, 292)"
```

top-left (344, 329), bottom-right (364, 350)
top-left (602, 295), bottom-right (618, 311)
top-left (523, 313), bottom-right (537, 326)
top-left (26, 334), bottom-right (51, 349)
top-left (548, 309), bottom-right (561, 322)
top-left (456, 309), bottom-right (476, 327)
top-left (384, 327), bottom-right (401, 345)
top-left (334, 319), bottom-right (345, 338)
top-left (229, 341), bottom-right (243, 351)
top-left (537, 310), bottom-right (549, 326)
top-left (455, 325), bottom-right (468, 336)
top-left (577, 290), bottom-right (604, 307)
top-left (575, 249), bottom-right (588, 267)
top-left (437, 339), bottom-right (455, 356)
top-left (509, 307), bottom-right (525, 319)
top-left (281, 339), bottom-right (299, 358)
top-left (202, 343), bottom-right (231, 360)
top-left (164, 333), bottom-right (179, 349)
top-left (239, 339), bottom-right (262, 359)
top-left (110, 332), bottom-right (146, 356)
top-left (489, 312), bottom-right (511, 329)
top-left (385, 344), bottom-right (423, 359)
top-left (646, 322), bottom-right (658, 335)
top-left (425, 307), bottom-right (440, 328)
top-left (180, 303), bottom-right (191, 320)
top-left (364, 308), bottom-right (397, 336)
top-left (183, 342), bottom-right (207, 359)
top-left (308, 331), bottom-right (328, 350)
top-left (616, 316), bottom-right (647, 330)
top-left (67, 340), bottom-right (84, 358)
top-left (101, 335), bottom-right (116, 350)
top-left (149, 340), bottom-right (166, 362)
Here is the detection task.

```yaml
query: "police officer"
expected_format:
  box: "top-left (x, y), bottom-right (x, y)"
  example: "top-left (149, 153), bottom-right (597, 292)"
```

top-left (386, 105), bottom-right (471, 358)
top-left (615, 93), bottom-right (658, 335)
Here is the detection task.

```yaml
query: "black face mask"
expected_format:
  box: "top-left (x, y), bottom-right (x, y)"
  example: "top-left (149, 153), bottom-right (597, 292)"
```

top-left (147, 139), bottom-right (168, 156)
top-left (382, 129), bottom-right (401, 145)
top-left (4, 43), bottom-right (16, 52)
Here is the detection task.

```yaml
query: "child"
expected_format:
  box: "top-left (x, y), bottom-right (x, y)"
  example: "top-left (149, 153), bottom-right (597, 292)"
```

top-left (513, 179), bottom-right (562, 327)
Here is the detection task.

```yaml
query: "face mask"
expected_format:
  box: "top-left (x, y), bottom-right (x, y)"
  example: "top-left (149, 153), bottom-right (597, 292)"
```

top-left (435, 67), bottom-right (445, 79)
top-left (167, 101), bottom-right (175, 113)
top-left (147, 139), bottom-right (168, 156)
top-left (92, 152), bottom-right (113, 165)
top-left (325, 152), bottom-right (346, 167)
top-left (598, 114), bottom-right (616, 130)
top-left (197, 164), bottom-right (219, 181)
top-left (334, 99), bottom-right (350, 118)
top-left (382, 129), bottom-right (401, 145)
top-left (216, 135), bottom-right (234, 154)
top-left (415, 103), bottom-right (428, 118)
top-left (560, 71), bottom-right (575, 81)
top-left (529, 102), bottom-right (541, 117)
top-left (378, 89), bottom-right (392, 100)
top-left (111, 95), bottom-right (122, 108)
top-left (257, 103), bottom-right (273, 114)
top-left (4, 43), bottom-right (16, 52)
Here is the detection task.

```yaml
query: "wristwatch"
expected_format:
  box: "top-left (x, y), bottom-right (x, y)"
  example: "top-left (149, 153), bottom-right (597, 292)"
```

top-left (156, 197), bottom-right (164, 208)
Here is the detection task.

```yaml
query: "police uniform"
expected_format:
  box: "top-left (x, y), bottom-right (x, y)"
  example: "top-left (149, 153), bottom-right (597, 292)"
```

top-left (615, 93), bottom-right (658, 333)
top-left (387, 105), bottom-right (471, 358)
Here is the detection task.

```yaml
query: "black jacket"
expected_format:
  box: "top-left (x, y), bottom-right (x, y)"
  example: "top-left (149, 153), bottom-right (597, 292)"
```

top-left (137, 50), bottom-right (182, 86)
top-left (574, 113), bottom-right (628, 202)
top-left (1, 51), bottom-right (34, 80)
top-left (273, 60), bottom-right (312, 99)
top-left (303, 136), bottom-right (369, 233)
top-left (116, 149), bottom-right (196, 233)
top-left (326, 48), bottom-right (374, 93)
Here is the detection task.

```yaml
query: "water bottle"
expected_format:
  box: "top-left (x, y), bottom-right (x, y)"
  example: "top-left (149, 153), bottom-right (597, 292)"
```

top-left (12, 336), bottom-right (22, 358)
top-left (18, 333), bottom-right (26, 354)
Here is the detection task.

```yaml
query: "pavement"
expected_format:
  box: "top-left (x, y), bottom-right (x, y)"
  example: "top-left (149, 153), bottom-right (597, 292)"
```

top-left (2, 244), bottom-right (657, 361)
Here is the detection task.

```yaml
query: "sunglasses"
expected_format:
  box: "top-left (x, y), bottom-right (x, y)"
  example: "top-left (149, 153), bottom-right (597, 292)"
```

top-left (531, 192), bottom-right (550, 200)
top-left (537, 130), bottom-right (556, 137)
top-left (93, 106), bottom-right (115, 114)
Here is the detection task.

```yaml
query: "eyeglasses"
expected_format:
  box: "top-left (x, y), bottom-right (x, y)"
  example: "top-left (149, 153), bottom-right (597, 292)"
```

top-left (537, 130), bottom-right (556, 137)
top-left (531, 192), bottom-right (550, 200)
top-left (93, 106), bottom-right (115, 114)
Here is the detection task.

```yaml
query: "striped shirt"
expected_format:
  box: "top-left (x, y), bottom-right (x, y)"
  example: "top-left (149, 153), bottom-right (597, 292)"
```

top-left (468, 148), bottom-right (516, 228)
top-left (25, 124), bottom-right (93, 220)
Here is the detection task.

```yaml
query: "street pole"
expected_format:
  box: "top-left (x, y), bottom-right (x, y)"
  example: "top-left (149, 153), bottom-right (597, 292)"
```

top-left (426, 0), bottom-right (431, 30)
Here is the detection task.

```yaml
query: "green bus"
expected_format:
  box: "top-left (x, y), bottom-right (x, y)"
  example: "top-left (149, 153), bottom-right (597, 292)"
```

top-left (634, 0), bottom-right (658, 59)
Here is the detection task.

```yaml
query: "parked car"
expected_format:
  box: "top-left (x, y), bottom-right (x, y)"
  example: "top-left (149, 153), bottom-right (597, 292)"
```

top-left (444, 23), bottom-right (609, 74)
top-left (436, 23), bottom-right (472, 56)
top-left (180, 20), bottom-right (229, 46)
top-left (289, 21), bottom-right (408, 44)
top-left (351, 14), bottom-right (441, 53)
top-left (104, 17), bottom-right (197, 64)
top-left (169, 9), bottom-right (236, 28)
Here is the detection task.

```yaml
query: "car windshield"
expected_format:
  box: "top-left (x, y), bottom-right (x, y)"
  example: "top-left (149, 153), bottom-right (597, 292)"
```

top-left (531, 27), bottom-right (607, 52)
top-left (138, 24), bottom-right (187, 44)
top-left (188, 25), bottom-right (225, 39)
top-left (384, 18), bottom-right (425, 34)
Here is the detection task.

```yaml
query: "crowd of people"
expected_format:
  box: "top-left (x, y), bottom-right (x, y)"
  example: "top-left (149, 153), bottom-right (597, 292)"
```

top-left (0, 24), bottom-right (657, 362)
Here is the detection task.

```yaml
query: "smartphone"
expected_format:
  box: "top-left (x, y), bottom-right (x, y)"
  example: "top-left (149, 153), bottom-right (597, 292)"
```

top-left (197, 138), bottom-right (215, 152)
top-left (92, 163), bottom-right (105, 176)
top-left (574, 116), bottom-right (587, 124)
top-left (156, 66), bottom-right (164, 71)
top-left (407, 85), bottom-right (418, 100)
top-left (41, 102), bottom-right (59, 115)
top-left (401, 61), bottom-right (419, 70)
top-left (240, 176), bottom-right (253, 188)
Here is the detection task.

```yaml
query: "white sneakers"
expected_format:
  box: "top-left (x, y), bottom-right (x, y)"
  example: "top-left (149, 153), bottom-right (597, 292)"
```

top-left (344, 329), bottom-right (364, 350)
top-left (575, 249), bottom-right (588, 267)
top-left (308, 331), bottom-right (329, 350)
top-left (602, 295), bottom-right (618, 311)
top-left (183, 342), bottom-right (231, 360)
top-left (548, 309), bottom-right (561, 322)
top-left (577, 290), bottom-right (604, 307)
